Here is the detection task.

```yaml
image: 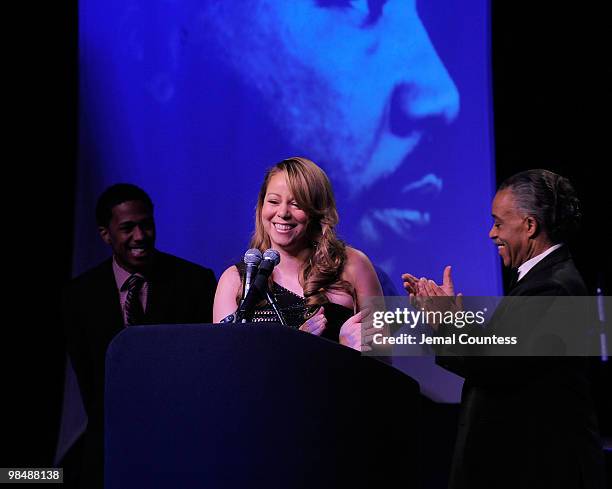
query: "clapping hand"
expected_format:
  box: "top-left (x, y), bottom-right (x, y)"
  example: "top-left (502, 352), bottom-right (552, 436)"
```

top-left (401, 266), bottom-right (463, 329)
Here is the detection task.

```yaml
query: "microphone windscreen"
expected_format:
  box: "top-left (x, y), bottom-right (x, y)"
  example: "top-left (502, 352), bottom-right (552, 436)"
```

top-left (244, 248), bottom-right (262, 265)
top-left (262, 248), bottom-right (281, 266)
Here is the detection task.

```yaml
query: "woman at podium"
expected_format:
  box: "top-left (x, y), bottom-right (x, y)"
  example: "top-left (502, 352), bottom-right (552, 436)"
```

top-left (213, 157), bottom-right (382, 350)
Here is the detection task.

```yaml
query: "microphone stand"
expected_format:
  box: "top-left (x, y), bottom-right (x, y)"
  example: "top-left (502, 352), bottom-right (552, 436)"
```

top-left (266, 291), bottom-right (287, 326)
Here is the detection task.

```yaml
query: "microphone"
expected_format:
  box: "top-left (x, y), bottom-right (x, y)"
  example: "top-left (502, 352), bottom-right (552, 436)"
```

top-left (235, 249), bottom-right (280, 323)
top-left (242, 248), bottom-right (262, 303)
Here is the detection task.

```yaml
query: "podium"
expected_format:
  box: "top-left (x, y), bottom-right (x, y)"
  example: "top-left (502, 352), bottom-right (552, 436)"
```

top-left (105, 324), bottom-right (420, 488)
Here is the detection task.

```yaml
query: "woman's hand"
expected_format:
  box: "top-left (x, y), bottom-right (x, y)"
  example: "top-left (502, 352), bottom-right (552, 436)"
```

top-left (340, 309), bottom-right (376, 351)
top-left (299, 307), bottom-right (327, 336)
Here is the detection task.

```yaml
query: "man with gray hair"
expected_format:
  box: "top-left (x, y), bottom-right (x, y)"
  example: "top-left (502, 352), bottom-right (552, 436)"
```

top-left (403, 169), bottom-right (605, 488)
top-left (491, 169), bottom-right (582, 276)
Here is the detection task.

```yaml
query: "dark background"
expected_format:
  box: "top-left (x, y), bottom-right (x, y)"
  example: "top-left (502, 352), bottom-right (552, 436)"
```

top-left (7, 0), bottom-right (609, 480)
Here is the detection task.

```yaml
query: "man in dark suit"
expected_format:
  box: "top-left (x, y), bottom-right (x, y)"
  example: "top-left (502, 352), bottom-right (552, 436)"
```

top-left (403, 170), bottom-right (605, 488)
top-left (63, 184), bottom-right (217, 489)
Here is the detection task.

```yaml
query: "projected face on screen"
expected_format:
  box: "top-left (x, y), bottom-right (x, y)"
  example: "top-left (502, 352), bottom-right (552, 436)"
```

top-left (203, 0), bottom-right (459, 244)
top-left (79, 0), bottom-right (497, 297)
top-left (211, 1), bottom-right (457, 182)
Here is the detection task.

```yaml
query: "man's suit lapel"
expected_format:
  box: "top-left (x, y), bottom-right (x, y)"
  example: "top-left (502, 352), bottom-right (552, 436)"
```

top-left (490, 246), bottom-right (571, 329)
top-left (144, 253), bottom-right (175, 324)
top-left (508, 245), bottom-right (571, 296)
top-left (506, 268), bottom-right (519, 293)
top-left (91, 260), bottom-right (124, 336)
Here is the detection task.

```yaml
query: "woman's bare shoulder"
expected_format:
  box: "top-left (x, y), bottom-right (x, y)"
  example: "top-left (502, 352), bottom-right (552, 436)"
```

top-left (344, 246), bottom-right (376, 276)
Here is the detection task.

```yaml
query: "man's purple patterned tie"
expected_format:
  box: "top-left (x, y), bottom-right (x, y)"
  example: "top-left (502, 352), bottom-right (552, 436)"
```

top-left (124, 274), bottom-right (145, 326)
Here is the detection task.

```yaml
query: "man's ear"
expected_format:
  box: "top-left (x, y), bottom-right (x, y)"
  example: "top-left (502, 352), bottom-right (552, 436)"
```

top-left (98, 226), bottom-right (111, 245)
top-left (525, 216), bottom-right (539, 238)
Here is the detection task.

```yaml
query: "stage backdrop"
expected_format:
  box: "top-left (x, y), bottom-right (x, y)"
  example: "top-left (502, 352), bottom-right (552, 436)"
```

top-left (74, 0), bottom-right (500, 401)
top-left (75, 0), bottom-right (499, 295)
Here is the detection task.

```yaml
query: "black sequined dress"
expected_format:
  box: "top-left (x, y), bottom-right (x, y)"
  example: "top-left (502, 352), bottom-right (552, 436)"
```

top-left (222, 265), bottom-right (353, 342)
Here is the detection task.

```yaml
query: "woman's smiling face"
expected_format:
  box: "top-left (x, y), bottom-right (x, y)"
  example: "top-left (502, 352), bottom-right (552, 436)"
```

top-left (262, 173), bottom-right (310, 252)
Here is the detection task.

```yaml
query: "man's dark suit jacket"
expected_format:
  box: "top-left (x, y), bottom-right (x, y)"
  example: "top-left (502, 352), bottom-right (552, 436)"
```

top-left (63, 251), bottom-right (217, 489)
top-left (437, 246), bottom-right (605, 489)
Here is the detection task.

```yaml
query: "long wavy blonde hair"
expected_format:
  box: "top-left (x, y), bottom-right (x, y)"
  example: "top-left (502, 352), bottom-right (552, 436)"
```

top-left (248, 157), bottom-right (354, 313)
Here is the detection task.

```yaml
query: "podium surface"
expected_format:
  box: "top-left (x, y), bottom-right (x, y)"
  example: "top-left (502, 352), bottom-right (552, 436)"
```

top-left (105, 324), bottom-right (420, 488)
